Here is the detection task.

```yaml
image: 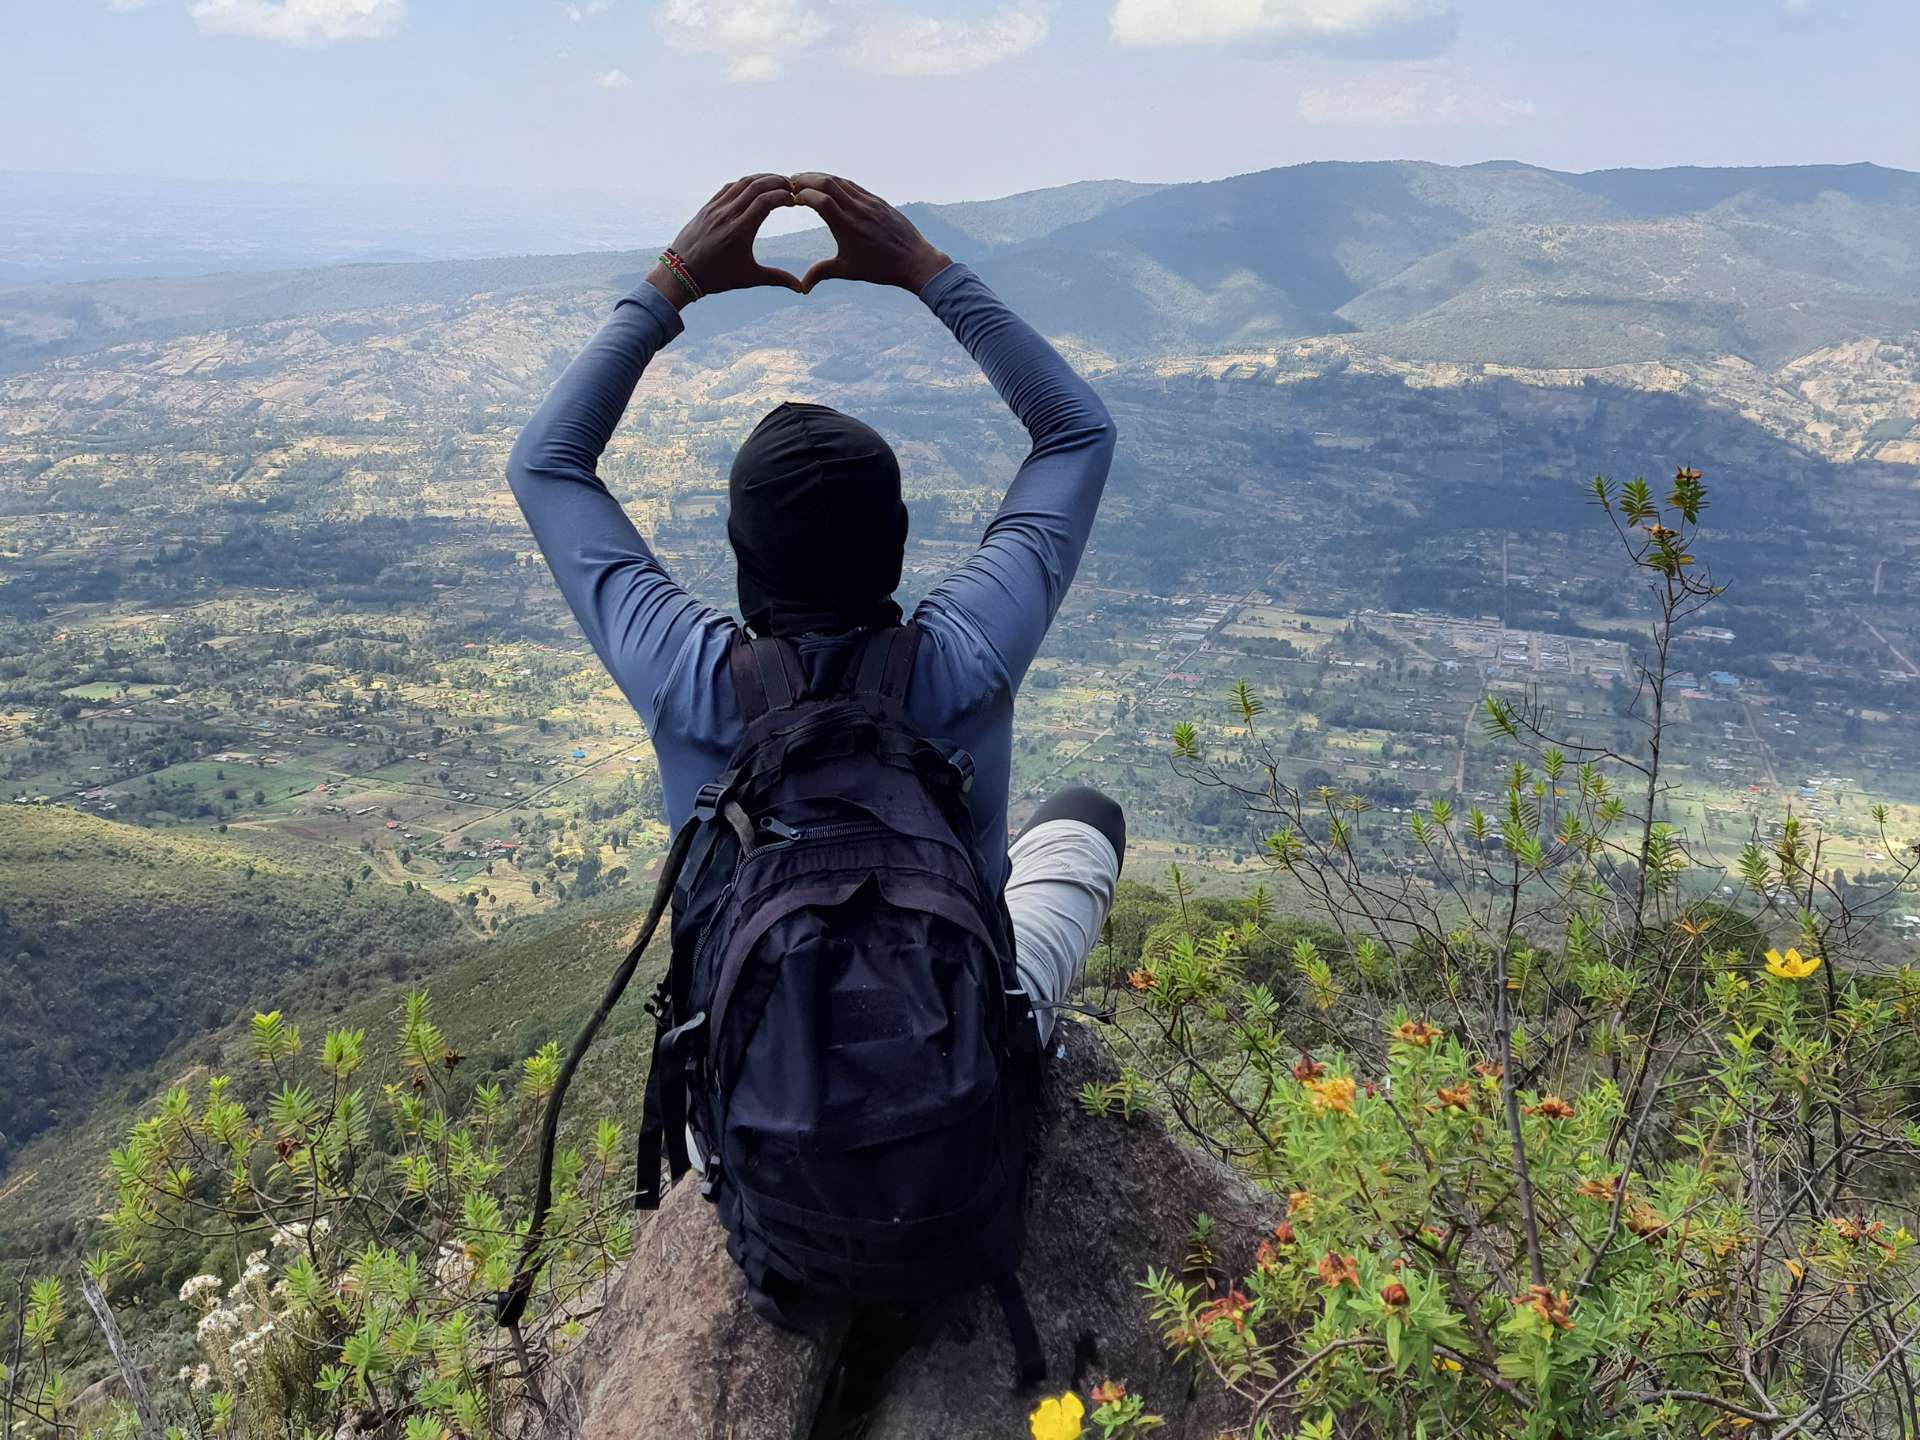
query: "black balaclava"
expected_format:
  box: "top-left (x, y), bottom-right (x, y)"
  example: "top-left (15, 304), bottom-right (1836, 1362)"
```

top-left (727, 401), bottom-right (909, 637)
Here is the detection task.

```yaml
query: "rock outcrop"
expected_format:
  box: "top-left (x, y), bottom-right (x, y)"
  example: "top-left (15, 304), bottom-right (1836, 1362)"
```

top-left (552, 1020), bottom-right (1273, 1439)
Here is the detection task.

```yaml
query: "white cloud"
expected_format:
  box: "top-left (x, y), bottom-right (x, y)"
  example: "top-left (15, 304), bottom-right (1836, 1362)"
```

top-left (840, 5), bottom-right (1048, 76)
top-left (657, 0), bottom-right (1046, 82)
top-left (188, 0), bottom-right (403, 42)
top-left (565, 0), bottom-right (616, 19)
top-left (1296, 61), bottom-right (1535, 127)
top-left (596, 66), bottom-right (632, 86)
top-left (656, 0), bottom-right (829, 79)
top-left (1110, 0), bottom-right (1457, 59)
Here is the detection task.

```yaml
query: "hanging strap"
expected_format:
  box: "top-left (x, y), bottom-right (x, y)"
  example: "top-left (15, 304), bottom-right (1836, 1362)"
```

top-left (993, 1269), bottom-right (1047, 1386)
top-left (493, 814), bottom-right (700, 1330)
top-left (851, 623), bottom-right (921, 717)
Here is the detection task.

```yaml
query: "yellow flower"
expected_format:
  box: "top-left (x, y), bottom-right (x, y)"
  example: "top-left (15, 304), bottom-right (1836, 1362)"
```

top-left (1764, 947), bottom-right (1821, 981)
top-left (1029, 1391), bottom-right (1085, 1440)
top-left (1304, 1075), bottom-right (1357, 1115)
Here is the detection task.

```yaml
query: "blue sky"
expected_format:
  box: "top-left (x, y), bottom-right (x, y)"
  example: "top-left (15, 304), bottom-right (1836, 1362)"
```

top-left (7, 0), bottom-right (1917, 206)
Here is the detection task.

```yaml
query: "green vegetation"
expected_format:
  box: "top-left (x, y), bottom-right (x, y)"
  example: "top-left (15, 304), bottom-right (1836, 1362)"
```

top-left (0, 807), bottom-right (458, 1158)
top-left (1065, 473), bottom-right (1920, 1438)
top-left (3, 994), bottom-right (628, 1440)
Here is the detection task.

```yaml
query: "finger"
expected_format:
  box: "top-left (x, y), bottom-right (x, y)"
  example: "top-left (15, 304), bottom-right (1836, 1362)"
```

top-left (740, 190), bottom-right (795, 227)
top-left (717, 172), bottom-right (777, 207)
top-left (790, 173), bottom-right (857, 206)
top-left (793, 186), bottom-right (850, 229)
top-left (726, 174), bottom-right (797, 217)
top-left (800, 253), bottom-right (850, 294)
top-left (755, 265), bottom-right (805, 294)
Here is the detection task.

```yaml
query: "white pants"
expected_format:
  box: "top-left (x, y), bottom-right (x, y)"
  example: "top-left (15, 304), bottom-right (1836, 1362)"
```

top-left (1005, 816), bottom-right (1121, 1045)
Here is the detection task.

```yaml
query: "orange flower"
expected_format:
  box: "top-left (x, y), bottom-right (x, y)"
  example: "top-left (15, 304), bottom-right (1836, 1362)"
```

top-left (1291, 1054), bottom-right (1326, 1082)
top-left (1474, 1061), bottom-right (1504, 1080)
top-left (1527, 1095), bottom-right (1576, 1120)
top-left (1381, 1281), bottom-right (1410, 1307)
top-left (1575, 1175), bottom-right (1619, 1202)
top-left (1625, 1204), bottom-right (1669, 1239)
top-left (1254, 1240), bottom-right (1280, 1274)
top-left (1305, 1075), bottom-right (1357, 1115)
top-left (1317, 1252), bottom-right (1360, 1290)
top-left (1434, 1083), bottom-right (1473, 1111)
top-left (1392, 1018), bottom-right (1443, 1047)
top-left (1089, 1380), bottom-right (1126, 1407)
top-left (1513, 1284), bottom-right (1574, 1330)
top-left (1272, 1220), bottom-right (1298, 1246)
top-left (1125, 968), bottom-right (1158, 992)
top-left (1197, 1289), bottom-right (1253, 1332)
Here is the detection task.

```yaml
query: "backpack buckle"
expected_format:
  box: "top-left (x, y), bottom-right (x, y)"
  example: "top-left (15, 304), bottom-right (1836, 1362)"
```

top-left (693, 782), bottom-right (726, 822)
top-left (660, 1010), bottom-right (708, 1055)
top-left (950, 749), bottom-right (975, 794)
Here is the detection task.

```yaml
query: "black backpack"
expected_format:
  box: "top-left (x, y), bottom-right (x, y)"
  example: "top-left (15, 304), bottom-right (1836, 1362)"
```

top-left (497, 624), bottom-right (1046, 1383)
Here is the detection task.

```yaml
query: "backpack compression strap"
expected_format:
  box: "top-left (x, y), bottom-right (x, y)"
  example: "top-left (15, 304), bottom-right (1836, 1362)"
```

top-left (492, 814), bottom-right (699, 1330)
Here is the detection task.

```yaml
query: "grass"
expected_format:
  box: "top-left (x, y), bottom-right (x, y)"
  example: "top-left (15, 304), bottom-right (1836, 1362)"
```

top-left (0, 806), bottom-right (462, 1164)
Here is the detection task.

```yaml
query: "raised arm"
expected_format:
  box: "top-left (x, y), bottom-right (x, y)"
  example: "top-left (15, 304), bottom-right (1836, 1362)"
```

top-left (507, 175), bottom-right (802, 719)
top-left (790, 174), bottom-right (1116, 690)
top-left (914, 265), bottom-right (1116, 685)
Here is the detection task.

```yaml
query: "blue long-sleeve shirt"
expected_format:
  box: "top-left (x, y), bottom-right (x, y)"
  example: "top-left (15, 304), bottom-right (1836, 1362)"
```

top-left (507, 262), bottom-right (1116, 898)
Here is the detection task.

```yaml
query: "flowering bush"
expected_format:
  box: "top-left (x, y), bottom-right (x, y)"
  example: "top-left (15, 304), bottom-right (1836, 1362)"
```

top-left (6, 992), bottom-right (629, 1439)
top-left (1100, 472), bottom-right (1920, 1438)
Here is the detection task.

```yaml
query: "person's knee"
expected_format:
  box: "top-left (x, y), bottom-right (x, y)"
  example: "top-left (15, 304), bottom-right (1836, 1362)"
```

top-left (1017, 785), bottom-right (1125, 872)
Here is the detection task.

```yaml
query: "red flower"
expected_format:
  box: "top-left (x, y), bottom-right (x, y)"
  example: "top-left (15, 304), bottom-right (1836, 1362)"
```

top-left (1317, 1252), bottom-right (1360, 1290)
top-left (1197, 1289), bottom-right (1253, 1332)
top-left (1381, 1282), bottom-right (1410, 1307)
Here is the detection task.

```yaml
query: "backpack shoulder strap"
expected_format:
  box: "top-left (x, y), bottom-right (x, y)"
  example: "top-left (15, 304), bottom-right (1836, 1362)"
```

top-left (729, 631), bottom-right (808, 724)
top-left (850, 623), bottom-right (922, 716)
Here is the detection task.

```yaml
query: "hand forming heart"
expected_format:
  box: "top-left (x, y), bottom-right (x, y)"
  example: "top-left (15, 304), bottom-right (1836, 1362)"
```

top-left (646, 173), bottom-right (951, 310)
top-left (789, 173), bottom-right (951, 295)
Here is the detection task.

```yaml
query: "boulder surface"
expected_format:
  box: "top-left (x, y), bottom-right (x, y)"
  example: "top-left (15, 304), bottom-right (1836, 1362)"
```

top-left (552, 1021), bottom-right (1273, 1438)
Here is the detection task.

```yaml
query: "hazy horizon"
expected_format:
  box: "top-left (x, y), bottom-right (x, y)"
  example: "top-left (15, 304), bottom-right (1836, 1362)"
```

top-left (9, 1), bottom-right (1918, 205)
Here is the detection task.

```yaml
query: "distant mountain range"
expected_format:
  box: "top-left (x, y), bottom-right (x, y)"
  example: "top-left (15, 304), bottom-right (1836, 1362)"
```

top-left (3, 160), bottom-right (1916, 378)
top-left (4, 160), bottom-right (1915, 470)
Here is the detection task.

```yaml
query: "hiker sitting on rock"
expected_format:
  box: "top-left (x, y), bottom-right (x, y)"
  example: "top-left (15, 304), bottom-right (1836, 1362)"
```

top-left (505, 172), bottom-right (1122, 1376)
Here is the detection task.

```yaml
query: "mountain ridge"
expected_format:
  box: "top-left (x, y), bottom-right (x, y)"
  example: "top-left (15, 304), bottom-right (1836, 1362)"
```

top-left (5, 159), bottom-right (1916, 380)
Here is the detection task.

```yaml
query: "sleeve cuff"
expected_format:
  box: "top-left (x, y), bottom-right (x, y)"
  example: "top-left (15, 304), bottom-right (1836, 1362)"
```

top-left (918, 261), bottom-right (972, 308)
top-left (619, 279), bottom-right (687, 344)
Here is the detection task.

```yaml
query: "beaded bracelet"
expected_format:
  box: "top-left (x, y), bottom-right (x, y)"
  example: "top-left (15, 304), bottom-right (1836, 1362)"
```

top-left (657, 248), bottom-right (704, 302)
